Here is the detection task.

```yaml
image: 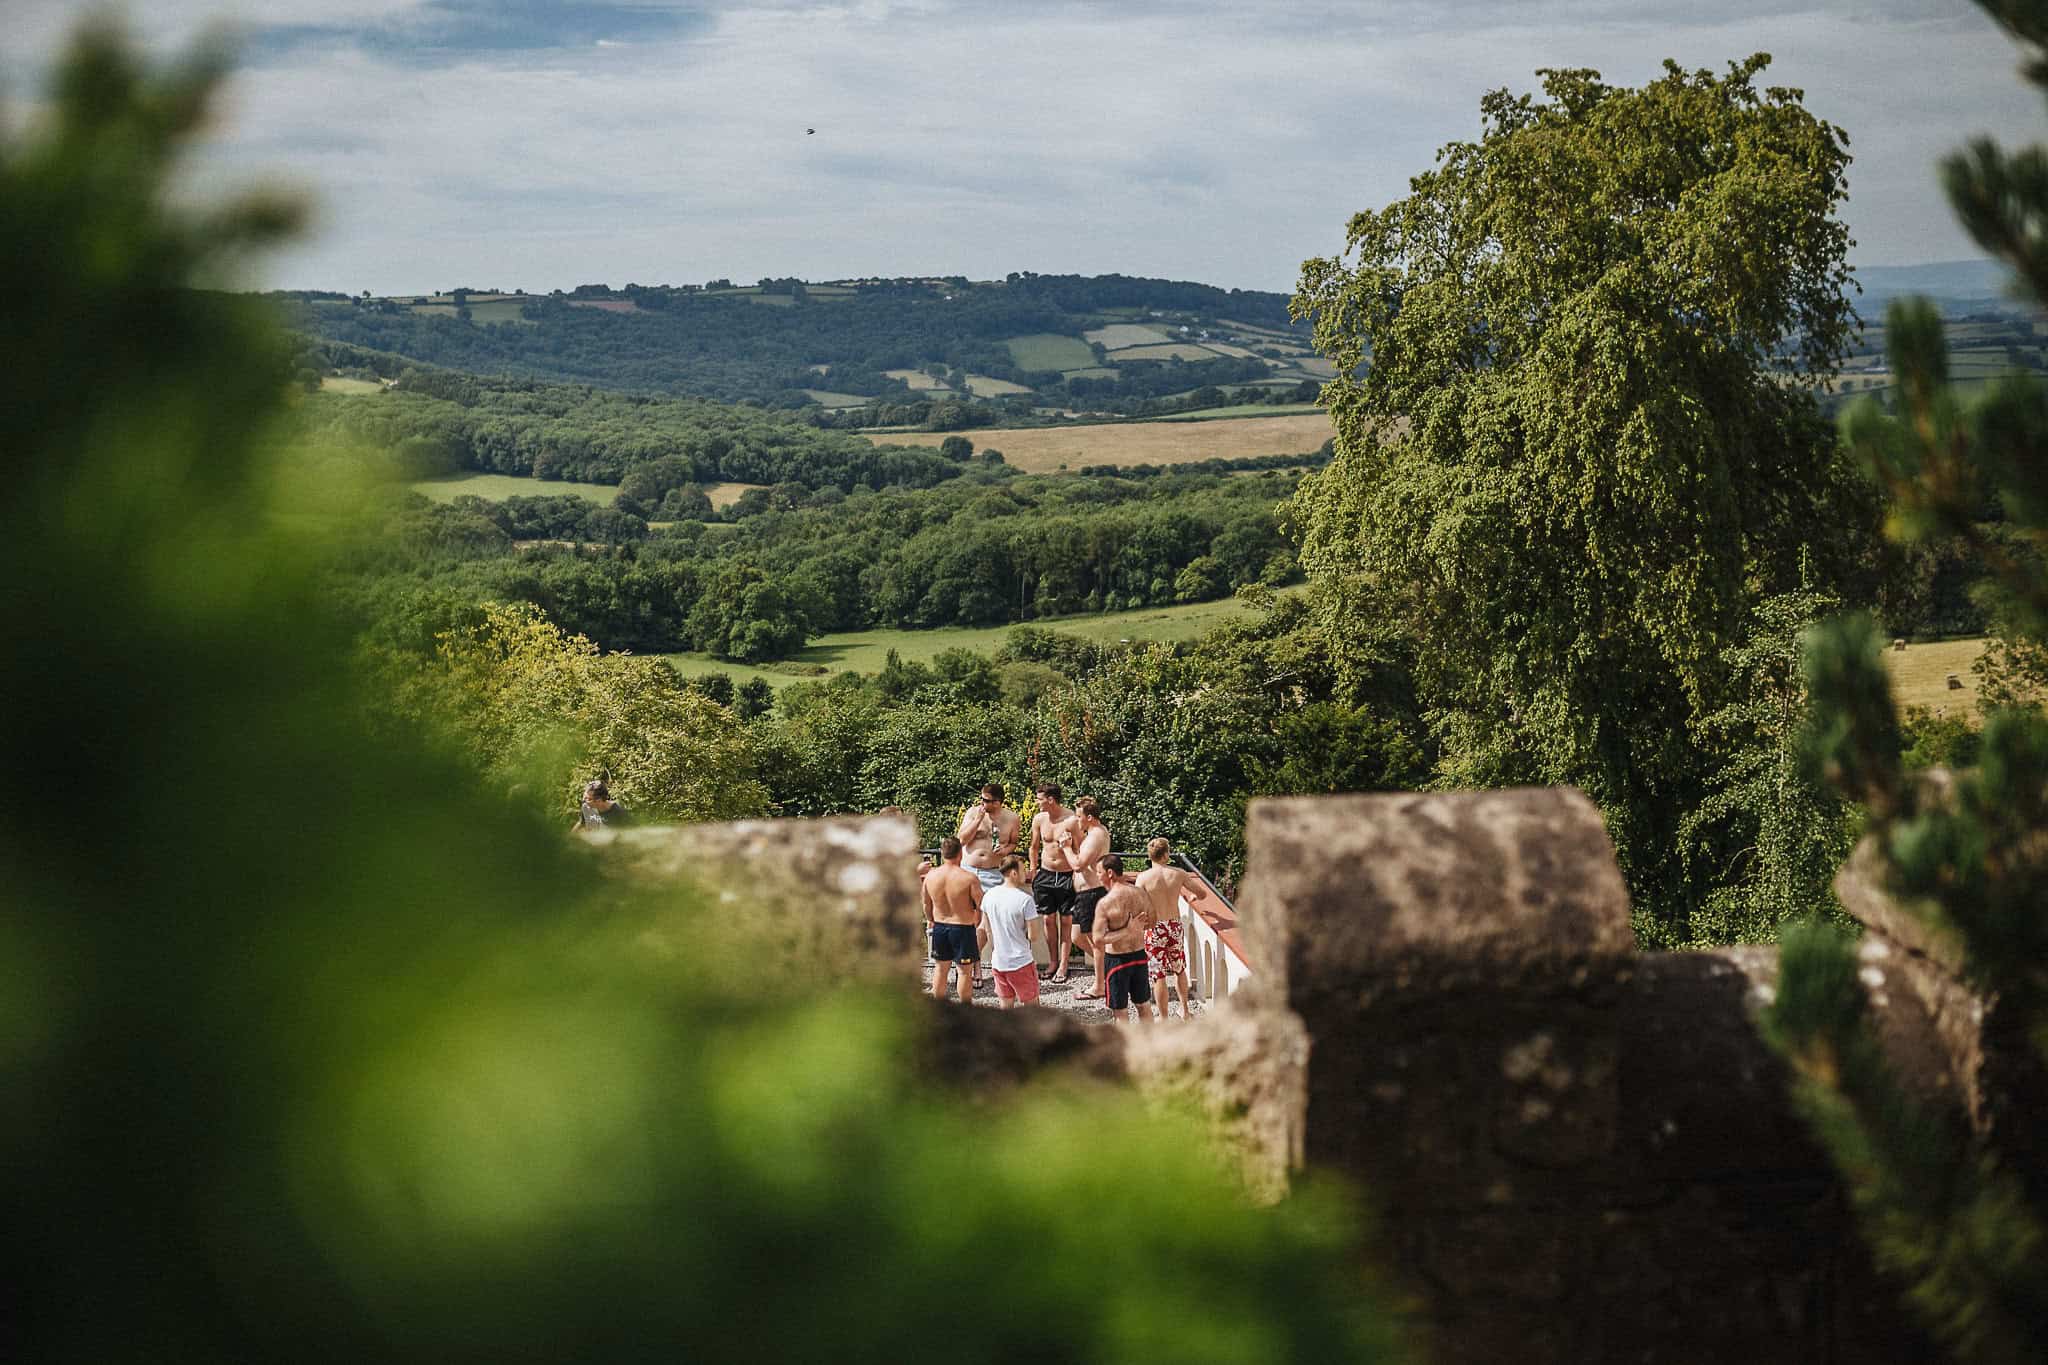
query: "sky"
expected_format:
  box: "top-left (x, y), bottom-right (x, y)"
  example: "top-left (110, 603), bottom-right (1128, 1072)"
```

top-left (4, 1), bottom-right (2038, 294)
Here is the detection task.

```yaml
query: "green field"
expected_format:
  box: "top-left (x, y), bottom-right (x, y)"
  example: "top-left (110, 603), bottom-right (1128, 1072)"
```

top-left (663, 593), bottom-right (1284, 689)
top-left (1084, 323), bottom-right (1171, 348)
top-left (463, 299), bottom-right (533, 324)
top-left (411, 473), bottom-right (619, 504)
top-left (965, 374), bottom-right (1034, 397)
top-left (1005, 333), bottom-right (1099, 371)
top-left (319, 376), bottom-right (384, 394)
top-left (1112, 343), bottom-right (1227, 363)
top-left (802, 389), bottom-right (870, 407)
top-left (885, 368), bottom-right (951, 391)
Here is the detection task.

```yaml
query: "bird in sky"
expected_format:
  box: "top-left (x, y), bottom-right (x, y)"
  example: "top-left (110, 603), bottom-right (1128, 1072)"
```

top-left (806, 127), bottom-right (815, 135)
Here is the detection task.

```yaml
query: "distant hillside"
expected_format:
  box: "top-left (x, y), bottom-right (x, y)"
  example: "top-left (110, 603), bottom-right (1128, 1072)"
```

top-left (1856, 259), bottom-right (2013, 309)
top-left (277, 273), bottom-right (1321, 421)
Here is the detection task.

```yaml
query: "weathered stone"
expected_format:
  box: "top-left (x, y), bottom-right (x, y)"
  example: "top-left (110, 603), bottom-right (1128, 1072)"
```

top-left (1235, 789), bottom-right (1940, 1363)
top-left (1239, 788), bottom-right (1634, 1010)
top-left (1834, 834), bottom-right (1966, 973)
top-left (588, 814), bottom-right (920, 981)
top-left (1490, 1024), bottom-right (1619, 1168)
top-left (1123, 993), bottom-right (1310, 1204)
top-left (915, 999), bottom-right (1127, 1091)
top-left (1837, 834), bottom-right (2048, 1186)
top-left (1619, 950), bottom-right (1830, 1182)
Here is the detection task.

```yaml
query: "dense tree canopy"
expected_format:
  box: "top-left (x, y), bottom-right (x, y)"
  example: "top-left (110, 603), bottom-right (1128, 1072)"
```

top-left (1291, 55), bottom-right (1872, 933)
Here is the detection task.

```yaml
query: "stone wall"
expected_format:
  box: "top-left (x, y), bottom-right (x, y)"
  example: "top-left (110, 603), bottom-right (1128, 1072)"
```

top-left (1239, 789), bottom-right (1944, 1363)
top-left (606, 800), bottom-right (1997, 1362)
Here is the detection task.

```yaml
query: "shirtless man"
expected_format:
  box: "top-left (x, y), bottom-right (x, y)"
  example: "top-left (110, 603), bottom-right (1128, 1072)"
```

top-left (957, 782), bottom-right (1022, 893)
top-left (1027, 783), bottom-right (1080, 983)
top-left (1136, 837), bottom-right (1208, 1020)
top-left (1067, 797), bottom-right (1112, 1000)
top-left (1090, 855), bottom-right (1155, 1025)
top-left (925, 836), bottom-right (984, 1004)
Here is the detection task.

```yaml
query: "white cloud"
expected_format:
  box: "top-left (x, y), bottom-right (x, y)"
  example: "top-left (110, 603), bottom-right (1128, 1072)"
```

top-left (6, 1), bottom-right (2035, 291)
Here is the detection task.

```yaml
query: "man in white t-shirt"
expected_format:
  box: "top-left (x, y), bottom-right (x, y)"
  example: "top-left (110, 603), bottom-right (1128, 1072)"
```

top-left (980, 854), bottom-right (1045, 1008)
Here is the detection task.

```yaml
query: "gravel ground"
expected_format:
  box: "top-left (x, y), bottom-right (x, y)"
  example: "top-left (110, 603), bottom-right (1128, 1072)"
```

top-left (919, 951), bottom-right (1210, 1024)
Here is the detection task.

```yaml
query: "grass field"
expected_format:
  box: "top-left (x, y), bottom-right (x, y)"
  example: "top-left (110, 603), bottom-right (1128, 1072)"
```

top-left (411, 473), bottom-right (619, 504)
top-left (702, 481), bottom-right (765, 510)
top-left (885, 368), bottom-right (951, 391)
top-left (1005, 333), bottom-right (1099, 371)
top-left (802, 389), bottom-right (870, 407)
top-left (319, 376), bottom-right (384, 394)
top-left (663, 592), bottom-right (1285, 689)
top-left (869, 413), bottom-right (1336, 472)
top-left (1084, 323), bottom-right (1170, 348)
top-left (410, 474), bottom-right (760, 513)
top-left (1200, 342), bottom-right (1259, 359)
top-left (965, 375), bottom-right (1033, 397)
top-left (1061, 367), bottom-right (1116, 381)
top-left (1110, 343), bottom-right (1219, 362)
top-left (462, 299), bottom-right (533, 324)
top-left (1886, 637), bottom-right (1987, 715)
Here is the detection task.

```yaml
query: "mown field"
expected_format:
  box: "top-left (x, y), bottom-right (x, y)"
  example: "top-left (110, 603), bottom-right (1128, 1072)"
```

top-left (664, 592), bottom-right (1284, 689)
top-left (408, 474), bottom-right (764, 511)
top-left (1886, 637), bottom-right (1987, 715)
top-left (870, 413), bottom-right (1335, 472)
top-left (1108, 343), bottom-right (1217, 362)
top-left (319, 376), bottom-right (384, 394)
top-left (412, 473), bottom-right (620, 504)
top-left (1084, 323), bottom-right (1170, 348)
top-left (1005, 333), bottom-right (1100, 371)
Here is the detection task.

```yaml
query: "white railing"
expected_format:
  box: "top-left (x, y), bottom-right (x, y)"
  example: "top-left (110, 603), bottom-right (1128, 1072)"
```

top-left (1178, 873), bottom-right (1253, 999)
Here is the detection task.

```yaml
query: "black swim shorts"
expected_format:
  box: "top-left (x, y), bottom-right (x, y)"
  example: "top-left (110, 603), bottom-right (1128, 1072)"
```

top-left (1033, 869), bottom-right (1076, 917)
top-left (1070, 886), bottom-right (1107, 935)
top-left (931, 922), bottom-right (979, 963)
top-left (1105, 949), bottom-right (1152, 1011)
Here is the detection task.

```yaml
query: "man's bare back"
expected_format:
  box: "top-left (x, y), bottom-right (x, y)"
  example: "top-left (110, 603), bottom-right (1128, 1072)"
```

top-left (1093, 882), bottom-right (1153, 955)
top-left (1135, 863), bottom-right (1198, 923)
top-left (926, 863), bottom-right (984, 926)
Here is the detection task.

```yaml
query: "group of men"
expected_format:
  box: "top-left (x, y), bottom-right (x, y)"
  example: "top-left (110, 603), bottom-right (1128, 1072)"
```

top-left (917, 782), bottom-right (1210, 1024)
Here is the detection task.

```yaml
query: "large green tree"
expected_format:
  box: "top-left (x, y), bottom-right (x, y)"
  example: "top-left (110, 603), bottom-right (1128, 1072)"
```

top-left (1292, 56), bottom-right (1869, 935)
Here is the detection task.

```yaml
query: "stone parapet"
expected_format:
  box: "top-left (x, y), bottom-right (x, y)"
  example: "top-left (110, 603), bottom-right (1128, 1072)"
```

top-left (1835, 834), bottom-right (2047, 1185)
top-left (588, 814), bottom-right (920, 982)
top-left (1240, 788), bottom-right (1939, 1363)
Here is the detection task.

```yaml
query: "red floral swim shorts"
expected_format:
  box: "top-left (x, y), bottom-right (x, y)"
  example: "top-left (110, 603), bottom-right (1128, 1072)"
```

top-left (1145, 917), bottom-right (1185, 982)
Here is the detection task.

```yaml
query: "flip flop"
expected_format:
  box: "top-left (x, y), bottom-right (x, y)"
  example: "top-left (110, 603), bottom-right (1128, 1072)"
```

top-left (1050, 971), bottom-right (1069, 984)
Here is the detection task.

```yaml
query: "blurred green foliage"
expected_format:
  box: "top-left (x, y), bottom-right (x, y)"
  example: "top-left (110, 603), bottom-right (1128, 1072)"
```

top-left (0, 24), bottom-right (1402, 1363)
top-left (1771, 3), bottom-right (2048, 1359)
